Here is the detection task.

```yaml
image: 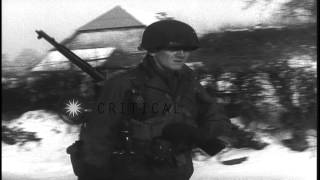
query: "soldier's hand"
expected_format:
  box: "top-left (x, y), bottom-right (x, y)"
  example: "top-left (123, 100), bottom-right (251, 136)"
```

top-left (147, 138), bottom-right (175, 166)
top-left (162, 123), bottom-right (202, 144)
top-left (162, 123), bottom-right (203, 152)
top-left (217, 136), bottom-right (235, 148)
top-left (162, 123), bottom-right (227, 155)
top-left (198, 137), bottom-right (226, 156)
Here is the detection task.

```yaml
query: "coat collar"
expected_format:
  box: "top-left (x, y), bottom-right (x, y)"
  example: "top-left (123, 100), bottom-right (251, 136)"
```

top-left (138, 55), bottom-right (195, 99)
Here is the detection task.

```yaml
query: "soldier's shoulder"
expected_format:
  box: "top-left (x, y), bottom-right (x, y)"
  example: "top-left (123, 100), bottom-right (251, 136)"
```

top-left (106, 66), bottom-right (145, 83)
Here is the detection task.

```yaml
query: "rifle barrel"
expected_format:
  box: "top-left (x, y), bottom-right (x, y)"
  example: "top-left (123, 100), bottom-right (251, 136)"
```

top-left (35, 30), bottom-right (106, 82)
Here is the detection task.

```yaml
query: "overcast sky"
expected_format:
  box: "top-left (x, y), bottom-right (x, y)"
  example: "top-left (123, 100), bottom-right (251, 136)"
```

top-left (2, 0), bottom-right (289, 60)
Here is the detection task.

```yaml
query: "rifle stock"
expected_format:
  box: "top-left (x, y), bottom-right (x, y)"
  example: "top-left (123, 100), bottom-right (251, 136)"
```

top-left (35, 30), bottom-right (106, 82)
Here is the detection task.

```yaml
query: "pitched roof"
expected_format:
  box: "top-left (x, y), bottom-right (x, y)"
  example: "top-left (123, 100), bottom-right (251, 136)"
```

top-left (78, 6), bottom-right (145, 31)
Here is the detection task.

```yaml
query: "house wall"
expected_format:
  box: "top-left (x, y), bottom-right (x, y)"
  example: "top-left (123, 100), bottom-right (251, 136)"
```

top-left (65, 28), bottom-right (145, 53)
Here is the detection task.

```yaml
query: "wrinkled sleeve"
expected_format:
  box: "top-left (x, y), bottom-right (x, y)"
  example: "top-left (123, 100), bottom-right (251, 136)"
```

top-left (195, 83), bottom-right (233, 139)
top-left (80, 77), bottom-right (130, 169)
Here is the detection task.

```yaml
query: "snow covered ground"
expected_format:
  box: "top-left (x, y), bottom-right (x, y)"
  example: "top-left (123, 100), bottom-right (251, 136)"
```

top-left (2, 110), bottom-right (317, 180)
top-left (2, 110), bottom-right (79, 180)
top-left (192, 140), bottom-right (317, 180)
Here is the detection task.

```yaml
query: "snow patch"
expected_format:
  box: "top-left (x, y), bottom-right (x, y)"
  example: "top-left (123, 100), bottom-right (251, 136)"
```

top-left (192, 136), bottom-right (317, 180)
top-left (2, 110), bottom-right (80, 180)
top-left (2, 110), bottom-right (317, 180)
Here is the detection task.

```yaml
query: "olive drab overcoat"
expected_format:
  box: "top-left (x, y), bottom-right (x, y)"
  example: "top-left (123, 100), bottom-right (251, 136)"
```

top-left (79, 55), bottom-right (232, 180)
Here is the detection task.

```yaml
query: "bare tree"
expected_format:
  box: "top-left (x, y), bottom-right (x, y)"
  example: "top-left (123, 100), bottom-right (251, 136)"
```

top-left (243, 0), bottom-right (316, 24)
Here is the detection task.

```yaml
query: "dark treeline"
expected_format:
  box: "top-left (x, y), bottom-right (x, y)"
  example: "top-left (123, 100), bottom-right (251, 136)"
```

top-left (190, 24), bottom-right (316, 150)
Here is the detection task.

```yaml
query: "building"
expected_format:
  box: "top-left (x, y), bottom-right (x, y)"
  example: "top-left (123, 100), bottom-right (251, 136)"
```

top-left (32, 6), bottom-right (146, 76)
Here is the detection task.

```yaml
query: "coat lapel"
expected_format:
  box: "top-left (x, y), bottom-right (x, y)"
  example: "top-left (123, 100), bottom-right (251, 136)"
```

top-left (139, 56), bottom-right (172, 95)
top-left (139, 56), bottom-right (195, 99)
top-left (144, 76), bottom-right (172, 95)
top-left (173, 65), bottom-right (195, 100)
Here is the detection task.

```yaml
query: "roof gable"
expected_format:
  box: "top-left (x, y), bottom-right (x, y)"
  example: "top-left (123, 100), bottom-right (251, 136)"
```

top-left (78, 6), bottom-right (145, 31)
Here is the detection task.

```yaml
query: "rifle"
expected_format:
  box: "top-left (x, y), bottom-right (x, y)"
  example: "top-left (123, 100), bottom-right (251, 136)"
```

top-left (35, 30), bottom-right (106, 82)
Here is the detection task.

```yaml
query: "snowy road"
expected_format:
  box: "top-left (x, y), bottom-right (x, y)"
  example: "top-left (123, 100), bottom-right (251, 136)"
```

top-left (2, 110), bottom-right (317, 180)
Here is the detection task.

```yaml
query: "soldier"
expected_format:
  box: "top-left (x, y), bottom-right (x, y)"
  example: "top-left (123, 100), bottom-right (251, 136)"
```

top-left (68, 20), bottom-right (266, 180)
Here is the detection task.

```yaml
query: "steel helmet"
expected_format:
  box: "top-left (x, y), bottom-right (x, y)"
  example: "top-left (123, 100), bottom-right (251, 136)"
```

top-left (140, 20), bottom-right (200, 52)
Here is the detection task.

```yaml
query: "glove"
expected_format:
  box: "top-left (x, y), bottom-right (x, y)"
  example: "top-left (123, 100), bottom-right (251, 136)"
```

top-left (146, 137), bottom-right (175, 166)
top-left (161, 123), bottom-right (201, 152)
top-left (198, 137), bottom-right (226, 156)
top-left (162, 123), bottom-right (226, 155)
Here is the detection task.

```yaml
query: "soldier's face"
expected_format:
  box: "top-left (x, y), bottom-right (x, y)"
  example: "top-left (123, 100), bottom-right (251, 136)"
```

top-left (153, 50), bottom-right (191, 70)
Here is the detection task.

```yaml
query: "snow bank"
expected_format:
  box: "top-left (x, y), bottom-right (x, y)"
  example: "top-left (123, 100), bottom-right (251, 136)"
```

top-left (2, 110), bottom-right (80, 180)
top-left (2, 110), bottom-right (317, 180)
top-left (191, 136), bottom-right (317, 180)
